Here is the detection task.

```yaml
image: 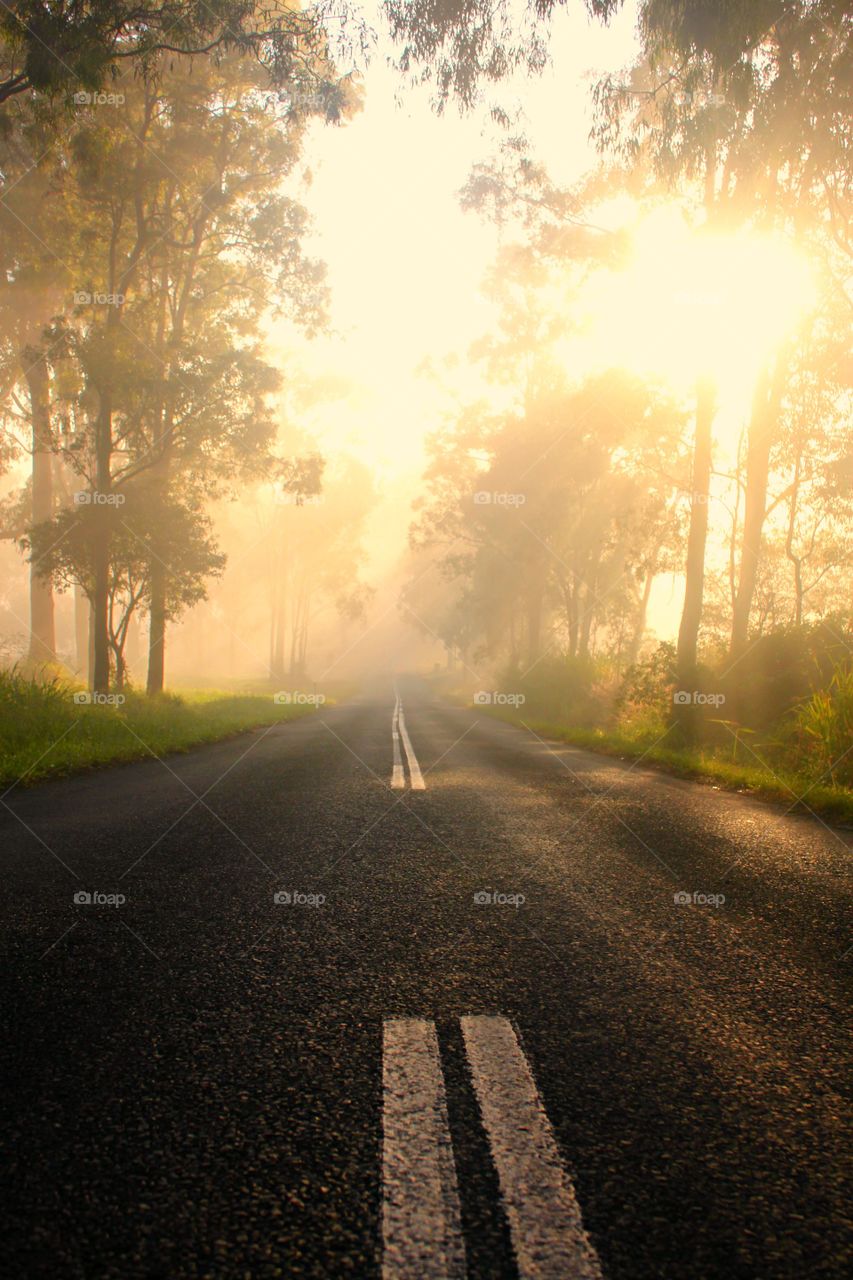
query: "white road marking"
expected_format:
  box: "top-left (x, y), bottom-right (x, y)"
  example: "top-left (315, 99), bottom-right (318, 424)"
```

top-left (391, 698), bottom-right (405, 789)
top-left (461, 1015), bottom-right (604, 1280)
top-left (397, 705), bottom-right (426, 791)
top-left (381, 1019), bottom-right (466, 1279)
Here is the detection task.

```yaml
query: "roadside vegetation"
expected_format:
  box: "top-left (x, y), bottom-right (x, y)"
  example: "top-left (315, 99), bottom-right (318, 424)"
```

top-left (400, 6), bottom-right (852, 829)
top-left (0, 667), bottom-right (325, 788)
top-left (464, 625), bottom-right (853, 826)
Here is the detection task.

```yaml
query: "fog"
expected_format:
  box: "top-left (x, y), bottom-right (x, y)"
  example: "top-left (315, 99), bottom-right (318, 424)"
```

top-left (1, 0), bottom-right (850, 766)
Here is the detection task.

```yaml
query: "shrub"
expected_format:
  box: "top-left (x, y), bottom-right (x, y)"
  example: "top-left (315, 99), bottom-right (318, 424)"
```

top-left (497, 654), bottom-right (600, 724)
top-left (720, 618), bottom-right (853, 730)
top-left (615, 641), bottom-right (677, 730)
top-left (792, 662), bottom-right (853, 786)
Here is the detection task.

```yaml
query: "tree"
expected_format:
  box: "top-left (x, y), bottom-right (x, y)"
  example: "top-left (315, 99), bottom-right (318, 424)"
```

top-left (26, 488), bottom-right (225, 688)
top-left (590, 4), bottom-right (851, 657)
top-left (410, 369), bottom-right (687, 676)
top-left (268, 452), bottom-right (325, 681)
top-left (0, 106), bottom-right (79, 665)
top-left (673, 377), bottom-right (714, 738)
top-left (122, 52), bottom-right (338, 691)
top-left (0, 1), bottom-right (360, 109)
top-left (2, 45), bottom-right (342, 692)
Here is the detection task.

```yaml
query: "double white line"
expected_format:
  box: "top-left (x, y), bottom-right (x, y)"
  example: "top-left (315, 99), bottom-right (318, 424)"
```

top-left (382, 1016), bottom-right (603, 1279)
top-left (391, 692), bottom-right (425, 791)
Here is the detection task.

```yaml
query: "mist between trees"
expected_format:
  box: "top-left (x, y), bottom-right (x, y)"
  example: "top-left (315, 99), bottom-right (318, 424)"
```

top-left (0, 2), bottom-right (851, 792)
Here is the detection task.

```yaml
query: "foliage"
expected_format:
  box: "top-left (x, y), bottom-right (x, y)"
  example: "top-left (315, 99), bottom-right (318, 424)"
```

top-left (616, 640), bottom-right (677, 727)
top-left (0, 1), bottom-right (362, 111)
top-left (793, 661), bottom-right (853, 787)
top-left (498, 653), bottom-right (600, 725)
top-left (410, 365), bottom-right (688, 669)
top-left (480, 707), bottom-right (853, 825)
top-left (0, 667), bottom-right (319, 786)
top-left (719, 619), bottom-right (853, 731)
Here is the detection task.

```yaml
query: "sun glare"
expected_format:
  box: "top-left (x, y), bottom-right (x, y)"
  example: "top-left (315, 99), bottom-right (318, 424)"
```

top-left (578, 208), bottom-right (816, 415)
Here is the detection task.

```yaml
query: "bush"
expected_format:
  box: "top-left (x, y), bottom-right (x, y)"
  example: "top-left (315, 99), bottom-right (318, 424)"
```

top-left (792, 662), bottom-right (853, 786)
top-left (497, 654), bottom-right (600, 724)
top-left (0, 669), bottom-right (316, 786)
top-left (615, 642), bottom-right (677, 732)
top-left (719, 618), bottom-right (853, 730)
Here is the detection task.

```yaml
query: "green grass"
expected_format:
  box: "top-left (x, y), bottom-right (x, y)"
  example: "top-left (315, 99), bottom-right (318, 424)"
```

top-left (479, 707), bottom-right (853, 827)
top-left (0, 670), bottom-right (326, 788)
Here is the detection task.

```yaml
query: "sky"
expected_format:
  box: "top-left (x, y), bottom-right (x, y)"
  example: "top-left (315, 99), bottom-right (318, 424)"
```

top-left (269, 1), bottom-right (642, 485)
top-left (259, 2), bottom-right (816, 648)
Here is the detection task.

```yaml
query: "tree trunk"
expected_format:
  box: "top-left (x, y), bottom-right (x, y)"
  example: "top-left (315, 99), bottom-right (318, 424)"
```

top-left (270, 522), bottom-right (286, 681)
top-left (526, 589), bottom-right (542, 668)
top-left (87, 601), bottom-right (95, 688)
top-left (91, 534), bottom-right (111, 694)
top-left (272, 587), bottom-right (286, 681)
top-left (674, 378), bottom-right (715, 741)
top-left (626, 569), bottom-right (655, 668)
top-left (23, 349), bottom-right (56, 664)
top-left (146, 559), bottom-right (167, 694)
top-left (579, 584), bottom-right (595, 658)
top-left (730, 349), bottom-right (789, 655)
top-left (74, 584), bottom-right (88, 676)
top-left (784, 448), bottom-right (804, 627)
top-left (92, 391), bottom-right (113, 695)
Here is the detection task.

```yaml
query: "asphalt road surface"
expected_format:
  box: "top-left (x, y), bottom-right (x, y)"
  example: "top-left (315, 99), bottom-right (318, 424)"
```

top-left (1, 678), bottom-right (851, 1278)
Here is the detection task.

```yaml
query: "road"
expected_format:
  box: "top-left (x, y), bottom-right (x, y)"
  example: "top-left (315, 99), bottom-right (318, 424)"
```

top-left (1, 678), bottom-right (850, 1278)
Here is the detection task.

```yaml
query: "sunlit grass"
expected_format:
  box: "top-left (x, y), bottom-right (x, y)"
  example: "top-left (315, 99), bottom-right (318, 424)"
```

top-left (0, 670), bottom-right (324, 788)
top-left (480, 707), bottom-right (853, 827)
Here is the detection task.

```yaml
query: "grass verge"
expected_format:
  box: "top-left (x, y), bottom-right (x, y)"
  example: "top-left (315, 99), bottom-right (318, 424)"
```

top-left (480, 708), bottom-right (853, 827)
top-left (0, 674), bottom-right (324, 788)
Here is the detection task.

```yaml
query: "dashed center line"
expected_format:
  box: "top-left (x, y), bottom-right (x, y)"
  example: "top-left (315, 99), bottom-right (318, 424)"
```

top-left (462, 1015), bottom-right (604, 1280)
top-left (391, 699), bottom-right (405, 790)
top-left (381, 1015), bottom-right (603, 1280)
top-left (397, 705), bottom-right (426, 791)
top-left (381, 1019), bottom-right (466, 1279)
top-left (390, 692), bottom-right (425, 791)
